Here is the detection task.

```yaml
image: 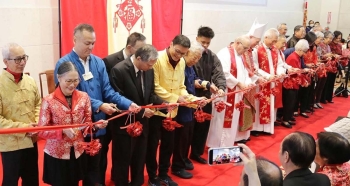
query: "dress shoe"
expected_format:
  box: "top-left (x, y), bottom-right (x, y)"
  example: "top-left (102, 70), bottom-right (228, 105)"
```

top-left (251, 131), bottom-right (260, 137)
top-left (274, 121), bottom-right (281, 126)
top-left (148, 177), bottom-right (161, 186)
top-left (171, 170), bottom-right (193, 179)
top-left (235, 139), bottom-right (247, 144)
top-left (189, 155), bottom-right (207, 164)
top-left (300, 113), bottom-right (309, 118)
top-left (281, 122), bottom-right (292, 128)
top-left (293, 112), bottom-right (298, 117)
top-left (320, 100), bottom-right (327, 104)
top-left (159, 175), bottom-right (178, 186)
top-left (305, 110), bottom-right (311, 113)
top-left (288, 121), bottom-right (296, 125)
top-left (290, 117), bottom-right (296, 121)
top-left (184, 160), bottom-right (194, 170)
top-left (316, 103), bottom-right (323, 109)
top-left (313, 104), bottom-right (319, 109)
top-left (327, 100), bottom-right (334, 103)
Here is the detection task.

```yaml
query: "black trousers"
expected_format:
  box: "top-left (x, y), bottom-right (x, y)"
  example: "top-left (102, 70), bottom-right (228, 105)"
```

top-left (171, 120), bottom-right (194, 171)
top-left (146, 115), bottom-right (175, 178)
top-left (99, 124), bottom-right (114, 184)
top-left (308, 80), bottom-right (316, 108)
top-left (191, 104), bottom-right (211, 157)
top-left (112, 132), bottom-right (147, 186)
top-left (283, 88), bottom-right (298, 122)
top-left (1, 143), bottom-right (39, 186)
top-left (295, 85), bottom-right (311, 113)
top-left (83, 135), bottom-right (103, 186)
top-left (321, 72), bottom-right (336, 102)
top-left (315, 77), bottom-right (327, 103)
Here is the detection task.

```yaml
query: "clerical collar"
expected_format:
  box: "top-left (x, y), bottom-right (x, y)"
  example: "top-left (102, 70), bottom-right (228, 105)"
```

top-left (263, 43), bottom-right (272, 50)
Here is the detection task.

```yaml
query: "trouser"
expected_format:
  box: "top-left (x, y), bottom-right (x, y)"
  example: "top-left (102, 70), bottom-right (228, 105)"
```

top-left (283, 88), bottom-right (298, 122)
top-left (146, 116), bottom-right (175, 178)
top-left (308, 80), bottom-right (316, 108)
top-left (321, 72), bottom-right (336, 102)
top-left (83, 135), bottom-right (103, 186)
top-left (1, 143), bottom-right (39, 186)
top-left (315, 77), bottom-right (327, 103)
top-left (295, 85), bottom-right (311, 113)
top-left (112, 132), bottom-right (147, 186)
top-left (99, 124), bottom-right (114, 183)
top-left (171, 120), bottom-right (194, 171)
top-left (191, 104), bottom-right (211, 157)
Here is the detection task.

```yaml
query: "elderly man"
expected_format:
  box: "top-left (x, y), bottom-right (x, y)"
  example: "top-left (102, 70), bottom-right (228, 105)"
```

top-left (146, 35), bottom-right (202, 186)
top-left (277, 23), bottom-right (288, 36)
top-left (55, 23), bottom-right (140, 186)
top-left (191, 26), bottom-right (226, 164)
top-left (171, 41), bottom-right (205, 179)
top-left (0, 43), bottom-right (41, 186)
top-left (280, 132), bottom-right (330, 186)
top-left (287, 25), bottom-right (306, 48)
top-left (207, 35), bottom-right (257, 147)
top-left (102, 32), bottom-right (146, 182)
top-left (109, 44), bottom-right (164, 186)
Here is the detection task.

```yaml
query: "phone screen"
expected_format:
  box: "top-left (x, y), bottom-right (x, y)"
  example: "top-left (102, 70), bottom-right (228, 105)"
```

top-left (208, 146), bottom-right (243, 165)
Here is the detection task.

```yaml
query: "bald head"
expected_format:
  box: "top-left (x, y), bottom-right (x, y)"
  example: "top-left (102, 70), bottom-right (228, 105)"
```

top-left (234, 35), bottom-right (251, 55)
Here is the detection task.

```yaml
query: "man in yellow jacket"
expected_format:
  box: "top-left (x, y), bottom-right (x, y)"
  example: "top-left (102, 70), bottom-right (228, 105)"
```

top-left (145, 35), bottom-right (203, 186)
top-left (0, 43), bottom-right (41, 186)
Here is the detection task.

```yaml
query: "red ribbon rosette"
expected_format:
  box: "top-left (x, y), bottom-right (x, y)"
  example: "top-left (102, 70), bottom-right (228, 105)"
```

top-left (214, 101), bottom-right (226, 112)
top-left (120, 121), bottom-right (143, 137)
top-left (162, 118), bottom-right (183, 131)
top-left (78, 139), bottom-right (102, 156)
top-left (235, 100), bottom-right (251, 112)
top-left (194, 110), bottom-right (212, 123)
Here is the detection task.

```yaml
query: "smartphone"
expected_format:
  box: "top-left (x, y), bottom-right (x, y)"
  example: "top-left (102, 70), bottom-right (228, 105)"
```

top-left (208, 146), bottom-right (243, 165)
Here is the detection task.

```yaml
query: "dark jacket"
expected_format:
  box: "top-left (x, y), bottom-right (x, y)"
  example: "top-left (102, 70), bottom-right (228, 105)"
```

top-left (103, 49), bottom-right (125, 75)
top-left (287, 35), bottom-right (300, 49)
top-left (283, 168), bottom-right (331, 186)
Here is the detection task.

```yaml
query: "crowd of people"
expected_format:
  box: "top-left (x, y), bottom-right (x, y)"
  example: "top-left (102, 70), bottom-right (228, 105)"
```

top-left (0, 19), bottom-right (350, 186)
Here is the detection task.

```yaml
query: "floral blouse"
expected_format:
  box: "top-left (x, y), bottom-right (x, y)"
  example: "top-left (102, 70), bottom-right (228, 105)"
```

top-left (317, 162), bottom-right (350, 186)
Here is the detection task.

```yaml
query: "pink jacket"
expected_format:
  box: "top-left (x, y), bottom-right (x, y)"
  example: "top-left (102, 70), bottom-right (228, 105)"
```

top-left (38, 87), bottom-right (92, 159)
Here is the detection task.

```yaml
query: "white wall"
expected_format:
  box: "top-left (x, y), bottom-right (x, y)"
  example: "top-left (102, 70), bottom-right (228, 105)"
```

top-left (182, 0), bottom-right (305, 53)
top-left (338, 0), bottom-right (350, 38)
top-left (0, 0), bottom-right (59, 97)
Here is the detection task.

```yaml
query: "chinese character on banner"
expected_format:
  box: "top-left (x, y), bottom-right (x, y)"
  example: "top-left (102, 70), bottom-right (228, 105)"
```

top-left (113, 0), bottom-right (145, 34)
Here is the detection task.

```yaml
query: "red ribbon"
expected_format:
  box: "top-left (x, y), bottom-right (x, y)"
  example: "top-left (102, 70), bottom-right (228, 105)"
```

top-left (235, 100), bottom-right (251, 112)
top-left (214, 101), bottom-right (226, 112)
top-left (78, 139), bottom-right (102, 156)
top-left (121, 121), bottom-right (143, 137)
top-left (162, 118), bottom-right (183, 131)
top-left (194, 110), bottom-right (212, 123)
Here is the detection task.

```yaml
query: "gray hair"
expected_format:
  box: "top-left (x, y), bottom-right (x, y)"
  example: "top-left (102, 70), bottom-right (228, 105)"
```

top-left (188, 41), bottom-right (204, 54)
top-left (277, 23), bottom-right (287, 30)
top-left (312, 26), bottom-right (323, 32)
top-left (315, 31), bottom-right (324, 38)
top-left (295, 39), bottom-right (309, 51)
top-left (323, 31), bottom-right (334, 38)
top-left (135, 44), bottom-right (158, 62)
top-left (74, 23), bottom-right (95, 36)
top-left (2, 43), bottom-right (22, 59)
top-left (57, 61), bottom-right (78, 76)
top-left (278, 35), bottom-right (287, 40)
top-left (235, 35), bottom-right (251, 43)
top-left (264, 28), bottom-right (279, 38)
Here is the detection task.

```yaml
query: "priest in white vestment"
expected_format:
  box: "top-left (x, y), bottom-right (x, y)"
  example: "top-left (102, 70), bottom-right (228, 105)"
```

top-left (207, 35), bottom-right (257, 148)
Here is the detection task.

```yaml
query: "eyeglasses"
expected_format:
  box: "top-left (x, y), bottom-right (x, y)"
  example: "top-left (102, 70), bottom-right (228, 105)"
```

top-left (7, 55), bottom-right (29, 64)
top-left (65, 79), bottom-right (80, 85)
top-left (174, 48), bottom-right (187, 57)
top-left (238, 42), bottom-right (250, 50)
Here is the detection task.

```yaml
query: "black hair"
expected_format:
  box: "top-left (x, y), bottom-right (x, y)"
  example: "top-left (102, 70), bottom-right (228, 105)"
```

top-left (333, 30), bottom-right (343, 40)
top-left (308, 20), bottom-right (314, 24)
top-left (57, 61), bottom-right (78, 76)
top-left (243, 157), bottom-right (283, 186)
top-left (281, 132), bottom-right (316, 168)
top-left (197, 26), bottom-right (215, 39)
top-left (347, 40), bottom-right (350, 49)
top-left (126, 32), bottom-right (146, 47)
top-left (73, 23), bottom-right (95, 35)
top-left (135, 44), bottom-right (158, 62)
top-left (317, 132), bottom-right (350, 164)
top-left (294, 25), bottom-right (304, 33)
top-left (172, 35), bottom-right (191, 48)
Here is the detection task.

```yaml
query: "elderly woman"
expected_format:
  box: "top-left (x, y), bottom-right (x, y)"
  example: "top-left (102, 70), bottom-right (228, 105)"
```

top-left (315, 132), bottom-right (350, 186)
top-left (319, 31), bottom-right (334, 105)
top-left (282, 39), bottom-right (310, 128)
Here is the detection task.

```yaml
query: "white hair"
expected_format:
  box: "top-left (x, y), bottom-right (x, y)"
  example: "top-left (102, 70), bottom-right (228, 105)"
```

top-left (264, 28), bottom-right (279, 38)
top-left (235, 35), bottom-right (250, 43)
top-left (315, 31), bottom-right (324, 38)
top-left (188, 41), bottom-right (204, 54)
top-left (277, 23), bottom-right (287, 30)
top-left (295, 39), bottom-right (309, 51)
top-left (2, 43), bottom-right (21, 59)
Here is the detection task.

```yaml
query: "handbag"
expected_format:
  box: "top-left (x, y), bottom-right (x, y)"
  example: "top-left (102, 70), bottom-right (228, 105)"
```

top-left (334, 83), bottom-right (344, 97)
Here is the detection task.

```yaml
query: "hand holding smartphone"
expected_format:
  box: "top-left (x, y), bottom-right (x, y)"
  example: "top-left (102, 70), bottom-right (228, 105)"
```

top-left (208, 146), bottom-right (243, 165)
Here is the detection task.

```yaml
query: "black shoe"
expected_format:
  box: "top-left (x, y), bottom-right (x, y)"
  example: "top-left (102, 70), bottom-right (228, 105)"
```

top-left (316, 103), bottom-right (323, 109)
top-left (290, 117), bottom-right (296, 121)
top-left (148, 177), bottom-right (161, 186)
top-left (328, 100), bottom-right (334, 103)
top-left (171, 170), bottom-right (193, 179)
top-left (293, 112), bottom-right (298, 117)
top-left (159, 175), bottom-right (178, 186)
top-left (305, 110), bottom-right (311, 113)
top-left (300, 113), bottom-right (309, 118)
top-left (184, 159), bottom-right (194, 170)
top-left (288, 121), bottom-right (296, 125)
top-left (274, 121), bottom-right (281, 126)
top-left (189, 155), bottom-right (207, 164)
top-left (251, 131), bottom-right (260, 137)
top-left (320, 100), bottom-right (327, 104)
top-left (235, 139), bottom-right (247, 144)
top-left (281, 122), bottom-right (292, 128)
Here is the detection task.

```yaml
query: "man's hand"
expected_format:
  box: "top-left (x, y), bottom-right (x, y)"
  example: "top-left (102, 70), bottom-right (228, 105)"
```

top-left (99, 103), bottom-right (117, 115)
top-left (129, 103), bottom-right (141, 113)
top-left (257, 77), bottom-right (266, 84)
top-left (210, 84), bottom-right (219, 94)
top-left (217, 89), bottom-right (225, 97)
top-left (143, 108), bottom-right (155, 118)
top-left (63, 128), bottom-right (76, 139)
top-left (236, 82), bottom-right (247, 90)
top-left (238, 143), bottom-right (261, 186)
top-left (177, 95), bottom-right (188, 103)
top-left (194, 79), bottom-right (201, 88)
top-left (96, 120), bottom-right (108, 129)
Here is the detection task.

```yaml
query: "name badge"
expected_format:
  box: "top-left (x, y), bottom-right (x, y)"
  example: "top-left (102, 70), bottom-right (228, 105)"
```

top-left (82, 71), bottom-right (93, 81)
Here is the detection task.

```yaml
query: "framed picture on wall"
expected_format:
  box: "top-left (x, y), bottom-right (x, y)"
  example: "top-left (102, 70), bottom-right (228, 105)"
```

top-left (185, 0), bottom-right (267, 6)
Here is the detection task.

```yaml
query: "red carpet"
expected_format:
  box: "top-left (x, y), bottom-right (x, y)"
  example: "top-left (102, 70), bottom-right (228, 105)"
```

top-left (1, 97), bottom-right (349, 186)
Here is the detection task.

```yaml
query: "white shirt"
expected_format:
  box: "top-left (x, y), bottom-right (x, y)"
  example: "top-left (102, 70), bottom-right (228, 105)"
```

top-left (123, 49), bottom-right (128, 59)
top-left (131, 57), bottom-right (144, 94)
top-left (73, 48), bottom-right (90, 73)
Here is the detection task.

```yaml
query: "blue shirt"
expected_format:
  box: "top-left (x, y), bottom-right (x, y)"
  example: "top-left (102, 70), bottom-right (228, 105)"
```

top-left (55, 51), bottom-right (132, 136)
top-left (177, 65), bottom-right (197, 123)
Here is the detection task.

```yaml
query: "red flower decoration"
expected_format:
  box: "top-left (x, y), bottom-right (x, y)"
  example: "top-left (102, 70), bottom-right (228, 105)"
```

top-left (194, 110), bottom-right (212, 123)
top-left (214, 101), bottom-right (226, 112)
top-left (123, 121), bottom-right (143, 137)
top-left (235, 100), bottom-right (251, 112)
top-left (78, 139), bottom-right (102, 156)
top-left (254, 92), bottom-right (264, 100)
top-left (162, 118), bottom-right (183, 131)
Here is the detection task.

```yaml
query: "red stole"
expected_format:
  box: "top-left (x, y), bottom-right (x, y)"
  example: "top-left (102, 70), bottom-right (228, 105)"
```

top-left (274, 50), bottom-right (284, 108)
top-left (257, 44), bottom-right (278, 124)
top-left (223, 47), bottom-right (249, 128)
top-left (242, 49), bottom-right (255, 77)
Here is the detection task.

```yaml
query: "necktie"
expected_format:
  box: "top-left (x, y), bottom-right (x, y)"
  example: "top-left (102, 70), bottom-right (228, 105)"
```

top-left (136, 70), bottom-right (144, 99)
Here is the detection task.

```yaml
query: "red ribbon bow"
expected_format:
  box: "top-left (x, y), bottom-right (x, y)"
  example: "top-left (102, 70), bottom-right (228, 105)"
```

top-left (235, 100), bottom-right (251, 112)
top-left (194, 110), bottom-right (212, 123)
top-left (78, 139), bottom-right (102, 156)
top-left (122, 121), bottom-right (143, 137)
top-left (214, 101), bottom-right (226, 112)
top-left (162, 118), bottom-right (183, 131)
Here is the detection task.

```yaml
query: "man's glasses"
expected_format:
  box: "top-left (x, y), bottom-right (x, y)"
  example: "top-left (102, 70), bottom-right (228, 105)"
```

top-left (174, 48), bottom-right (187, 57)
top-left (7, 55), bottom-right (29, 64)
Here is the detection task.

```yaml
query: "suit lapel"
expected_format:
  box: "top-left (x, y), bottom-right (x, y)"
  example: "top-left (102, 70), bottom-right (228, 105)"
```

top-left (126, 59), bottom-right (137, 86)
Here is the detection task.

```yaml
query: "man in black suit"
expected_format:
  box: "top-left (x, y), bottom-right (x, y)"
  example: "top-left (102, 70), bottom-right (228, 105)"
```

top-left (103, 32), bottom-right (146, 74)
top-left (101, 32), bottom-right (146, 183)
top-left (109, 44), bottom-right (165, 186)
top-left (280, 132), bottom-right (331, 186)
